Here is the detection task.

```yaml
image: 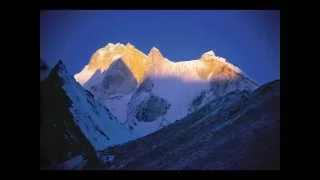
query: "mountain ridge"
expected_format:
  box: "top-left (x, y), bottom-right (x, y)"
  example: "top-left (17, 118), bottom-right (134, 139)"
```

top-left (40, 59), bottom-right (136, 169)
top-left (75, 43), bottom-right (257, 86)
top-left (73, 43), bottom-right (259, 136)
top-left (98, 79), bottom-right (280, 170)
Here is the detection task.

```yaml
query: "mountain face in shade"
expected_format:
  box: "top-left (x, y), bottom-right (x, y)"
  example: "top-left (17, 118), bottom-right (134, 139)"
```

top-left (74, 43), bottom-right (258, 137)
top-left (75, 43), bottom-right (148, 86)
top-left (97, 80), bottom-right (280, 170)
top-left (40, 59), bottom-right (136, 170)
top-left (40, 58), bottom-right (50, 81)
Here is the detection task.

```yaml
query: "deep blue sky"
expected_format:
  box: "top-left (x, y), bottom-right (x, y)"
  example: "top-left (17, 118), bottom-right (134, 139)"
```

top-left (40, 10), bottom-right (279, 84)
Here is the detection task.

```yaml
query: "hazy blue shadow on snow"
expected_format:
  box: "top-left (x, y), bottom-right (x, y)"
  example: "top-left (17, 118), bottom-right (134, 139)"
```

top-left (127, 75), bottom-right (230, 123)
top-left (82, 58), bottom-right (258, 138)
top-left (82, 57), bottom-right (255, 97)
top-left (82, 57), bottom-right (255, 102)
top-left (133, 71), bottom-right (257, 116)
top-left (82, 58), bottom-right (138, 97)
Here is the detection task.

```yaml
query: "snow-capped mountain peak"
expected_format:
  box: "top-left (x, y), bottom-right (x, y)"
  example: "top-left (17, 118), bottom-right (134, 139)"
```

top-left (148, 47), bottom-right (163, 57)
top-left (125, 43), bottom-right (135, 48)
top-left (75, 42), bottom-right (149, 86)
top-left (150, 47), bottom-right (159, 52)
top-left (106, 43), bottom-right (115, 47)
top-left (147, 47), bottom-right (167, 68)
top-left (41, 59), bottom-right (137, 169)
top-left (201, 50), bottom-right (215, 58)
top-left (200, 50), bottom-right (227, 64)
top-left (74, 42), bottom-right (259, 137)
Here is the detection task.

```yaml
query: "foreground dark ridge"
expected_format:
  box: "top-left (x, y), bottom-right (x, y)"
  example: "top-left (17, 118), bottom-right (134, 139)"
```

top-left (40, 61), bottom-right (101, 169)
top-left (97, 80), bottom-right (280, 170)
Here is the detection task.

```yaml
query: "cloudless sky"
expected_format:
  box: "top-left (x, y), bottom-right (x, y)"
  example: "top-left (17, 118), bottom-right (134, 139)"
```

top-left (40, 10), bottom-right (280, 84)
